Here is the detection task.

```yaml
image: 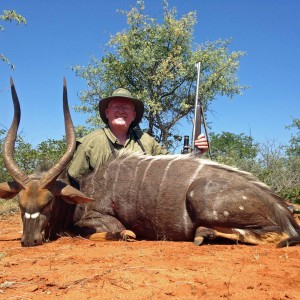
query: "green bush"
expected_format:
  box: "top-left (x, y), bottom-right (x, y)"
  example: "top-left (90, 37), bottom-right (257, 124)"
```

top-left (0, 198), bottom-right (19, 216)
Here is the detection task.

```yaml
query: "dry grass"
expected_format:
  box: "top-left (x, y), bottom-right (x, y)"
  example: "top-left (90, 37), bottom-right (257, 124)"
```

top-left (0, 197), bottom-right (19, 217)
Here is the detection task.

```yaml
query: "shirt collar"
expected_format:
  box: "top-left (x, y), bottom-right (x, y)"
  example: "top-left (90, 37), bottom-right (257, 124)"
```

top-left (104, 126), bottom-right (134, 146)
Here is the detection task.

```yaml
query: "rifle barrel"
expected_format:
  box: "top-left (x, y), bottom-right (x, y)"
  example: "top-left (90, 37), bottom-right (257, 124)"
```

top-left (192, 62), bottom-right (202, 152)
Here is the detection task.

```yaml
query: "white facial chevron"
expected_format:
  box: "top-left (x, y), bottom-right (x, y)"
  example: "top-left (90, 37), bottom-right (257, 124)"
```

top-left (24, 212), bottom-right (40, 219)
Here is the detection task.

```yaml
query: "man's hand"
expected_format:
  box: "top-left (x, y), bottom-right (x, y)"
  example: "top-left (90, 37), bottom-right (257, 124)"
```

top-left (194, 134), bottom-right (209, 155)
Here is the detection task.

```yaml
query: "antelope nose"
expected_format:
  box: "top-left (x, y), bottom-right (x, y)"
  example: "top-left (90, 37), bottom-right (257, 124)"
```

top-left (21, 239), bottom-right (40, 247)
top-left (21, 236), bottom-right (42, 247)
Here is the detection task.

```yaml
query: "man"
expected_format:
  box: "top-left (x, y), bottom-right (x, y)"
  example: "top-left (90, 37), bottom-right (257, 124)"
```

top-left (68, 88), bottom-right (209, 185)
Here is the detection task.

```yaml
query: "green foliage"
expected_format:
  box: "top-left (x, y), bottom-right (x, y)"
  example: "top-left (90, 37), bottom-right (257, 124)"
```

top-left (260, 156), bottom-right (300, 204)
top-left (286, 118), bottom-right (300, 157)
top-left (251, 121), bottom-right (300, 202)
top-left (0, 128), bottom-right (10, 182)
top-left (0, 123), bottom-right (94, 182)
top-left (282, 119), bottom-right (300, 203)
top-left (208, 131), bottom-right (300, 203)
top-left (0, 10), bottom-right (26, 29)
top-left (35, 138), bottom-right (67, 168)
top-left (72, 0), bottom-right (247, 150)
top-left (0, 198), bottom-right (19, 216)
top-left (0, 128), bottom-right (38, 181)
top-left (0, 9), bottom-right (26, 69)
top-left (248, 140), bottom-right (300, 202)
top-left (74, 125), bottom-right (93, 139)
top-left (209, 131), bottom-right (258, 170)
top-left (13, 135), bottom-right (37, 174)
top-left (281, 188), bottom-right (300, 206)
top-left (0, 127), bottom-right (69, 182)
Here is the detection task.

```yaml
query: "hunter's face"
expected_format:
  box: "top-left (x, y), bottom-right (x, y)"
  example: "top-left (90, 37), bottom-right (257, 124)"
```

top-left (105, 99), bottom-right (136, 130)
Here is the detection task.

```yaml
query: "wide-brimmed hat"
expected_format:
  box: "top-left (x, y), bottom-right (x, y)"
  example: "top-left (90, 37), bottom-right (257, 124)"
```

top-left (99, 88), bottom-right (144, 128)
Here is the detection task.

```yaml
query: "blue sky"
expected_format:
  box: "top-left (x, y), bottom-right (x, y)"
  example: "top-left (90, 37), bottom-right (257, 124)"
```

top-left (0, 0), bottom-right (299, 153)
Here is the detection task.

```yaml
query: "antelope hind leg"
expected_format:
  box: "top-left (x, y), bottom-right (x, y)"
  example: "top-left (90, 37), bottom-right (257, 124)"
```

top-left (194, 226), bottom-right (252, 245)
top-left (194, 226), bottom-right (290, 246)
top-left (194, 226), bottom-right (216, 246)
top-left (194, 227), bottom-right (258, 246)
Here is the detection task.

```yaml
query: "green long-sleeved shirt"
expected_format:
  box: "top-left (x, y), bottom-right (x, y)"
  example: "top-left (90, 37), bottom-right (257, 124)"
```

top-left (68, 127), bottom-right (169, 181)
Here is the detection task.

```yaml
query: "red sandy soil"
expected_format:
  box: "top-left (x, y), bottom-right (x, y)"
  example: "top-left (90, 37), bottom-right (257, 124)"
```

top-left (0, 213), bottom-right (300, 300)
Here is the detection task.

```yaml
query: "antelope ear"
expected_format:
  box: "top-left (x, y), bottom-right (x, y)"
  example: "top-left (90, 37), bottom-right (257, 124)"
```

top-left (54, 180), bottom-right (94, 204)
top-left (0, 181), bottom-right (21, 199)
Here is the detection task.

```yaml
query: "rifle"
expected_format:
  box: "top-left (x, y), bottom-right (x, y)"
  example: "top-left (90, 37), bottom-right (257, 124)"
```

top-left (181, 62), bottom-right (211, 156)
top-left (191, 62), bottom-right (202, 153)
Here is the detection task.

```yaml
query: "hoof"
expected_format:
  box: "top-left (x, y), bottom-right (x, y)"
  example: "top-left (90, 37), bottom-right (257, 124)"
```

top-left (194, 236), bottom-right (204, 246)
top-left (121, 230), bottom-right (136, 242)
top-left (194, 226), bottom-right (216, 246)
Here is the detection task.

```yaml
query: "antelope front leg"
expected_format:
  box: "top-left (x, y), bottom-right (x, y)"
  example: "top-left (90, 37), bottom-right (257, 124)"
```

top-left (88, 230), bottom-right (136, 242)
top-left (73, 213), bottom-right (136, 242)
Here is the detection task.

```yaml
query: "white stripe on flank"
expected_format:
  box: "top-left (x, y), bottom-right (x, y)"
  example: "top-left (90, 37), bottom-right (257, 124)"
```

top-left (156, 155), bottom-right (185, 199)
top-left (139, 155), bottom-right (165, 193)
top-left (129, 155), bottom-right (152, 200)
top-left (187, 162), bottom-right (205, 185)
top-left (155, 156), bottom-right (203, 234)
top-left (111, 154), bottom-right (132, 200)
top-left (182, 208), bottom-right (190, 234)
